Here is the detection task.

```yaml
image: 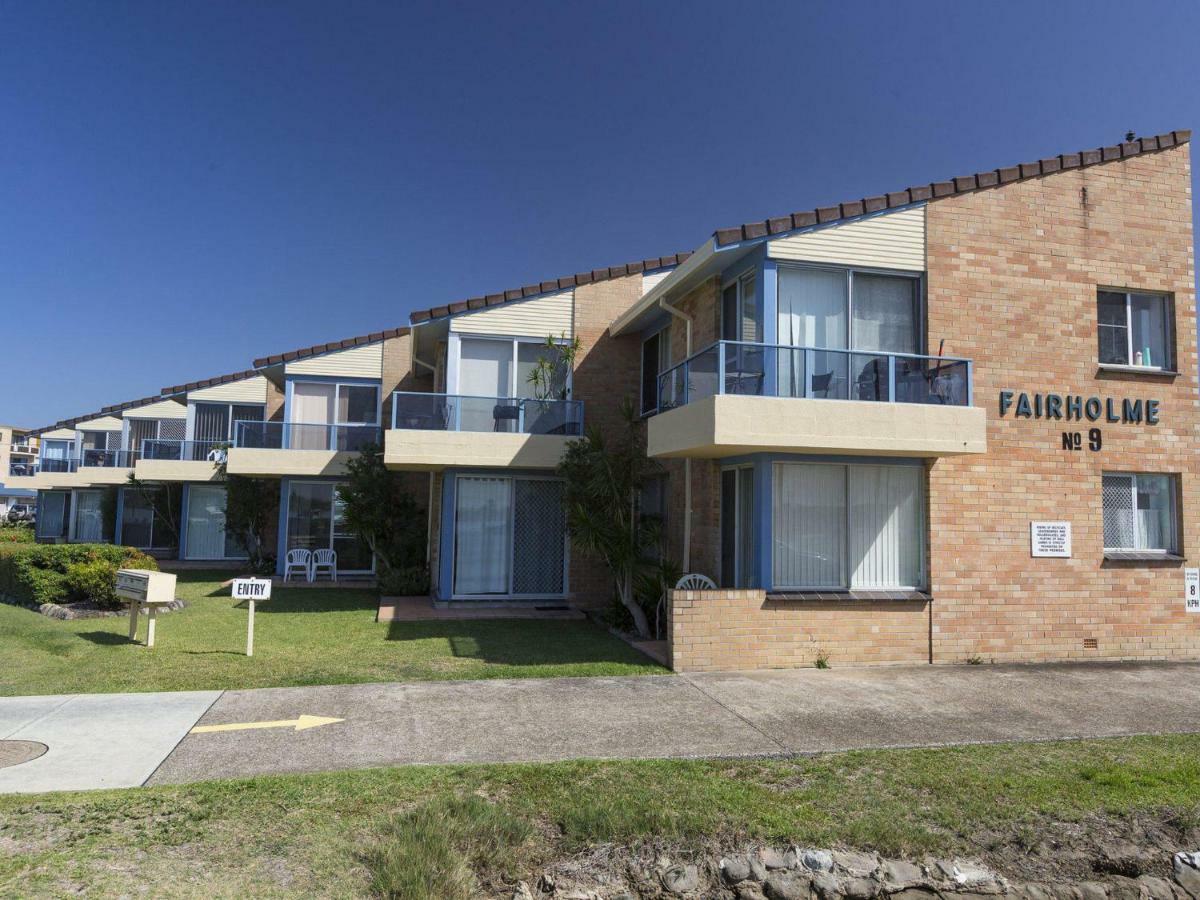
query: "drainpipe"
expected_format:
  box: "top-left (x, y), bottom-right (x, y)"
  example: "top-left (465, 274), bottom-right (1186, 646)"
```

top-left (658, 295), bottom-right (694, 571)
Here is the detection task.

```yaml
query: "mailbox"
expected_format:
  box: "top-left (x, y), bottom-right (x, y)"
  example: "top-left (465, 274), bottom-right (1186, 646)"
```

top-left (117, 569), bottom-right (178, 648)
top-left (116, 569), bottom-right (177, 606)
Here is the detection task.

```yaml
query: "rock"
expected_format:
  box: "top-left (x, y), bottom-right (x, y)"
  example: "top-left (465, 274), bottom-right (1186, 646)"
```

top-left (879, 859), bottom-right (924, 889)
top-left (661, 863), bottom-right (700, 895)
top-left (1095, 839), bottom-right (1155, 878)
top-left (811, 872), bottom-right (842, 900)
top-left (1075, 883), bottom-right (1107, 900)
top-left (1137, 876), bottom-right (1179, 900)
top-left (947, 860), bottom-right (1004, 894)
top-left (511, 882), bottom-right (534, 900)
top-left (538, 873), bottom-right (556, 893)
top-left (1105, 875), bottom-right (1144, 900)
top-left (738, 884), bottom-right (770, 900)
top-left (1176, 852), bottom-right (1200, 899)
top-left (750, 856), bottom-right (770, 882)
top-left (1011, 885), bottom-right (1055, 900)
top-left (764, 871), bottom-right (812, 900)
top-left (759, 848), bottom-right (791, 870)
top-left (801, 850), bottom-right (835, 873)
top-left (832, 851), bottom-right (878, 878)
top-left (722, 857), bottom-right (753, 885)
top-left (888, 891), bottom-right (939, 900)
top-left (841, 876), bottom-right (878, 899)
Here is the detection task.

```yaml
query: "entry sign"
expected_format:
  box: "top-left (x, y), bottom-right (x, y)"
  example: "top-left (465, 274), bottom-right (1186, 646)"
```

top-left (1186, 569), bottom-right (1200, 613)
top-left (232, 578), bottom-right (272, 657)
top-left (232, 578), bottom-right (272, 601)
top-left (1030, 521), bottom-right (1072, 558)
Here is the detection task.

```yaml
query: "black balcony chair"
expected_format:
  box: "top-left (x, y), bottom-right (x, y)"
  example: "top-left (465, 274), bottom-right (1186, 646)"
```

top-left (856, 357), bottom-right (887, 401)
top-left (811, 371), bottom-right (835, 398)
top-left (492, 403), bottom-right (520, 432)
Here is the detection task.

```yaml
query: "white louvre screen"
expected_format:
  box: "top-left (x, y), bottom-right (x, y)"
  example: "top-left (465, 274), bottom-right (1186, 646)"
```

top-left (453, 476), bottom-right (512, 594)
top-left (186, 484), bottom-right (230, 559)
top-left (773, 463), bottom-right (846, 589)
top-left (849, 465), bottom-right (923, 588)
top-left (512, 480), bottom-right (565, 595)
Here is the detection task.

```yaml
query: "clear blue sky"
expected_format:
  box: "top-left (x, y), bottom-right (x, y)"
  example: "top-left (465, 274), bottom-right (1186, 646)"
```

top-left (2, 0), bottom-right (1197, 426)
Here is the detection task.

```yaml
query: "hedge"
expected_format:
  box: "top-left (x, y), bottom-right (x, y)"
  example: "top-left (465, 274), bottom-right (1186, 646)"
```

top-left (0, 544), bottom-right (159, 610)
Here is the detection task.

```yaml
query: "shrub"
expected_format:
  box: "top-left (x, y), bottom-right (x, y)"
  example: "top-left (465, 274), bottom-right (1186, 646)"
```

top-left (378, 565), bottom-right (430, 597)
top-left (0, 545), bottom-right (158, 609)
top-left (63, 560), bottom-right (123, 608)
top-left (0, 525), bottom-right (34, 544)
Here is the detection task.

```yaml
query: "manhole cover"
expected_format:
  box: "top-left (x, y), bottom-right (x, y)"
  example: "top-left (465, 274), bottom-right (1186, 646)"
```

top-left (0, 740), bottom-right (48, 769)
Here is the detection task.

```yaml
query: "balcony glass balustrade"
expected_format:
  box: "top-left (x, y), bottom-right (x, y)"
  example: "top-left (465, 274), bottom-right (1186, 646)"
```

top-left (79, 449), bottom-right (135, 468)
top-left (656, 341), bottom-right (972, 412)
top-left (141, 439), bottom-right (229, 463)
top-left (233, 421), bottom-right (382, 452)
top-left (390, 392), bottom-right (584, 436)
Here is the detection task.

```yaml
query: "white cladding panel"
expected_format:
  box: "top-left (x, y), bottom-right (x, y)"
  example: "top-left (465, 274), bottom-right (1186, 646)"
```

top-left (41, 428), bottom-right (77, 440)
top-left (285, 343), bottom-right (383, 378)
top-left (123, 400), bottom-right (187, 420)
top-left (450, 289), bottom-right (574, 338)
top-left (76, 416), bottom-right (123, 431)
top-left (188, 375), bottom-right (270, 403)
top-left (767, 206), bottom-right (925, 271)
top-left (642, 268), bottom-right (675, 296)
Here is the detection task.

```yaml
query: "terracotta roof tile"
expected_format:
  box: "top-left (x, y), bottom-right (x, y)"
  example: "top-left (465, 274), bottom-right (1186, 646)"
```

top-left (251, 326), bottom-right (410, 369)
top-left (712, 129), bottom-right (1191, 247)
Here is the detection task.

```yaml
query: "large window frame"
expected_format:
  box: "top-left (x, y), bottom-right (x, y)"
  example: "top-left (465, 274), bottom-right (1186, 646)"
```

top-left (454, 335), bottom-right (575, 400)
top-left (1102, 472), bottom-right (1179, 555)
top-left (720, 464), bottom-right (756, 588)
top-left (771, 460), bottom-right (926, 591)
top-left (1096, 289), bottom-right (1175, 371)
top-left (640, 324), bottom-right (672, 415)
top-left (721, 269), bottom-right (761, 343)
top-left (775, 263), bottom-right (925, 354)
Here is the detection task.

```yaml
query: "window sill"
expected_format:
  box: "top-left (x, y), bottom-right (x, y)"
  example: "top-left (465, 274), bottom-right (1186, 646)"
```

top-left (1103, 551), bottom-right (1185, 562)
top-left (767, 590), bottom-right (932, 603)
top-left (1096, 364), bottom-right (1178, 377)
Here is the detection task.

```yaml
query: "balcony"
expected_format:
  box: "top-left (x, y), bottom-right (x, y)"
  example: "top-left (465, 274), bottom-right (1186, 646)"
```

top-left (225, 422), bottom-right (383, 478)
top-left (649, 341), bottom-right (987, 459)
top-left (134, 439), bottom-right (227, 482)
top-left (8, 452), bottom-right (137, 488)
top-left (10, 443), bottom-right (35, 455)
top-left (385, 392), bottom-right (584, 470)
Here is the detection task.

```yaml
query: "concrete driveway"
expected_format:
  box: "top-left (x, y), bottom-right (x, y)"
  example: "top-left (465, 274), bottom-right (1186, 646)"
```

top-left (1, 661), bottom-right (1198, 792)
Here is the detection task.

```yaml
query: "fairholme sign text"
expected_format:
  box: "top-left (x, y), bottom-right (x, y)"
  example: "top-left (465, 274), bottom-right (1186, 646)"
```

top-left (998, 391), bottom-right (1160, 425)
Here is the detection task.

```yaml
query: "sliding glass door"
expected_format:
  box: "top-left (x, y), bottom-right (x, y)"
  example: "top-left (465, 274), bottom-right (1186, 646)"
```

top-left (288, 382), bottom-right (379, 450)
top-left (38, 491), bottom-right (69, 539)
top-left (451, 475), bottom-right (566, 598)
top-left (185, 484), bottom-right (243, 559)
top-left (285, 482), bottom-right (373, 572)
top-left (72, 490), bottom-right (104, 542)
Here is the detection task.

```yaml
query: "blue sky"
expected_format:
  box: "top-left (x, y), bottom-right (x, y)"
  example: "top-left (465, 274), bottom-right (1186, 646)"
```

top-left (1, 0), bottom-right (1197, 426)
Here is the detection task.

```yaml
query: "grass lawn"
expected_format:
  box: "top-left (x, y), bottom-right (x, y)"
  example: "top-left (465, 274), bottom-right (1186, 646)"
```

top-left (2, 734), bottom-right (1200, 897)
top-left (0, 570), bottom-right (664, 696)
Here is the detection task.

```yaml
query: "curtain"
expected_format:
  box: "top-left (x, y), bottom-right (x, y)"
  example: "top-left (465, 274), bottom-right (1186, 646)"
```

top-left (39, 492), bottom-right (67, 538)
top-left (848, 465), bottom-right (922, 588)
top-left (459, 339), bottom-right (513, 431)
top-left (73, 491), bottom-right (104, 542)
top-left (186, 484), bottom-right (231, 559)
top-left (777, 268), bottom-right (848, 397)
top-left (851, 274), bottom-right (918, 353)
top-left (454, 476), bottom-right (512, 594)
top-left (290, 383), bottom-right (336, 449)
top-left (772, 463), bottom-right (845, 589)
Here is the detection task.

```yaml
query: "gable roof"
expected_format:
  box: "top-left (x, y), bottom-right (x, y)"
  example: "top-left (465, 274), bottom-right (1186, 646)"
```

top-left (252, 326), bottom-right (410, 369)
top-left (26, 392), bottom-right (187, 437)
top-left (407, 253), bottom-right (691, 325)
top-left (711, 129), bottom-right (1192, 248)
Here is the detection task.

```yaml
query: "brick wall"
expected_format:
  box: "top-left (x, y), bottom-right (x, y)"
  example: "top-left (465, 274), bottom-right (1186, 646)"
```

top-left (669, 589), bottom-right (930, 672)
top-left (925, 142), bottom-right (1200, 663)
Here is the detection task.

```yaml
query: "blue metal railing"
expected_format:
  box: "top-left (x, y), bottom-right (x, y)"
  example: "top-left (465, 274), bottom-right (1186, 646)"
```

top-left (656, 340), bottom-right (973, 412)
top-left (390, 392), bottom-right (584, 436)
top-left (141, 439), bottom-right (228, 462)
top-left (233, 421), bottom-right (382, 451)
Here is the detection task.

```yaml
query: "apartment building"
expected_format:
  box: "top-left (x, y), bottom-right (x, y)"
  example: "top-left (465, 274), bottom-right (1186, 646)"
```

top-left (14, 128), bottom-right (1197, 669)
top-left (0, 424), bottom-right (38, 516)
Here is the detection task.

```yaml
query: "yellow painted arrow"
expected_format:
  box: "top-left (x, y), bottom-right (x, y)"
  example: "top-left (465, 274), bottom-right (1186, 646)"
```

top-left (190, 715), bottom-right (344, 734)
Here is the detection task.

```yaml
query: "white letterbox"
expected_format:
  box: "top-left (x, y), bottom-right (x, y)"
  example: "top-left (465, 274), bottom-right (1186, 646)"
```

top-left (116, 569), bottom-right (178, 606)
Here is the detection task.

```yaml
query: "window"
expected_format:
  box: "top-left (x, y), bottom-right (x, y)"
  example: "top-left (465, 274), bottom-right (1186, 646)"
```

top-left (1102, 473), bottom-right (1178, 553)
top-left (639, 473), bottom-right (669, 559)
top-left (772, 462), bottom-right (924, 590)
top-left (720, 467), bottom-right (755, 588)
top-left (721, 271), bottom-right (761, 343)
top-left (1097, 290), bottom-right (1172, 369)
top-left (640, 325), bottom-right (672, 415)
top-left (288, 382), bottom-right (379, 450)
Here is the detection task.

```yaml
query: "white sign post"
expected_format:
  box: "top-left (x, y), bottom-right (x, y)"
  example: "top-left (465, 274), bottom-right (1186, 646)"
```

top-left (232, 578), bottom-right (272, 656)
top-left (1186, 569), bottom-right (1200, 614)
top-left (1030, 521), bottom-right (1072, 558)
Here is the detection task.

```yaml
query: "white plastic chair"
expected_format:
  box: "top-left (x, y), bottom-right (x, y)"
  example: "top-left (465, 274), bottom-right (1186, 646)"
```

top-left (310, 548), bottom-right (338, 583)
top-left (675, 573), bottom-right (717, 590)
top-left (284, 548), bottom-right (312, 582)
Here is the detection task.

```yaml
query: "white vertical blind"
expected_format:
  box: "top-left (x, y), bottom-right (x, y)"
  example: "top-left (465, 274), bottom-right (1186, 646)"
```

top-left (772, 463), bottom-right (846, 589)
top-left (186, 485), bottom-right (230, 560)
top-left (39, 492), bottom-right (67, 538)
top-left (454, 476), bottom-right (512, 594)
top-left (291, 383), bottom-right (336, 449)
top-left (848, 465), bottom-right (923, 588)
top-left (73, 490), bottom-right (104, 542)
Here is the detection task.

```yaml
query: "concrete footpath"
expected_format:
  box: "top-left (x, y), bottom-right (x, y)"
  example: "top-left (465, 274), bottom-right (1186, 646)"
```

top-left (1, 661), bottom-right (1199, 793)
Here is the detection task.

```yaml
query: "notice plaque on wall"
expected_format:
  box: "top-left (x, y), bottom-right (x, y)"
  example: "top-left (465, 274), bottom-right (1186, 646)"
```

top-left (1030, 522), bottom-right (1072, 558)
top-left (1186, 569), bottom-right (1200, 613)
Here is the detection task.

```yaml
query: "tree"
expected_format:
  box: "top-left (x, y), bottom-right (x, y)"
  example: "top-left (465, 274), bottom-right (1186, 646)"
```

top-left (337, 443), bottom-right (426, 580)
top-left (225, 475), bottom-right (279, 573)
top-left (557, 398), bottom-right (663, 638)
top-left (526, 333), bottom-right (580, 401)
top-left (124, 474), bottom-right (182, 549)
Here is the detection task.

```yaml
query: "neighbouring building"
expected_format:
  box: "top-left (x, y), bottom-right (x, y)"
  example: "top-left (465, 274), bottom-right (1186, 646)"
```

top-left (12, 128), bottom-right (1197, 669)
top-left (0, 424), bottom-right (38, 517)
